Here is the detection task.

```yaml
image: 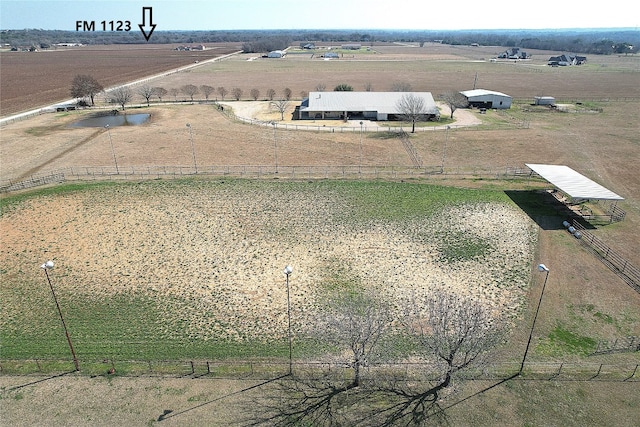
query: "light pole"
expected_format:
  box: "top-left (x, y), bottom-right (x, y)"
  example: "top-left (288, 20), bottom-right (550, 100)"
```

top-left (520, 263), bottom-right (550, 374)
top-left (284, 265), bottom-right (293, 375)
top-left (186, 123), bottom-right (198, 174)
top-left (105, 124), bottom-right (119, 174)
top-left (272, 122), bottom-right (278, 174)
top-left (359, 121), bottom-right (363, 173)
top-left (40, 261), bottom-right (79, 371)
top-left (441, 125), bottom-right (450, 173)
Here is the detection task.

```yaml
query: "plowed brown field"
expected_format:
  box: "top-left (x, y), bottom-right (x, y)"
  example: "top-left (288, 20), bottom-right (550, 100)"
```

top-left (0, 43), bottom-right (240, 116)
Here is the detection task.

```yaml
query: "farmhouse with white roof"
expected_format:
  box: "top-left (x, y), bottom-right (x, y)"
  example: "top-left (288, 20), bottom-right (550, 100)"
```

top-left (297, 92), bottom-right (439, 121)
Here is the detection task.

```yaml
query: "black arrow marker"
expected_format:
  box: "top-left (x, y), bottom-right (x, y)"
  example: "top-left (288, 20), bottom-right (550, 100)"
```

top-left (138, 7), bottom-right (156, 41)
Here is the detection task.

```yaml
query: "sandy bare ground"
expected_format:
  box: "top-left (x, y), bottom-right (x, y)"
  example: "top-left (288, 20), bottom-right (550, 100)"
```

top-left (221, 100), bottom-right (482, 129)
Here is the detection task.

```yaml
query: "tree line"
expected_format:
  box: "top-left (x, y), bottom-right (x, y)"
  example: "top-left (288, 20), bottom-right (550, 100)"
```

top-left (70, 75), bottom-right (297, 110)
top-left (3, 28), bottom-right (638, 55)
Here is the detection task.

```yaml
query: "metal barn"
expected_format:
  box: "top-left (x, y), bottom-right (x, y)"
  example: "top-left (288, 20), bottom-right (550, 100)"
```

top-left (460, 89), bottom-right (512, 109)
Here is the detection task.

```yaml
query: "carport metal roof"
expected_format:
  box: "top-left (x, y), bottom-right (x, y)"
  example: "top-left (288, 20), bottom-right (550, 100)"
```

top-left (526, 164), bottom-right (624, 201)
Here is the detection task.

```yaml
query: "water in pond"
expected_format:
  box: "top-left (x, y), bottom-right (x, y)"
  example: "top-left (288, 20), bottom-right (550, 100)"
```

top-left (70, 113), bottom-right (150, 128)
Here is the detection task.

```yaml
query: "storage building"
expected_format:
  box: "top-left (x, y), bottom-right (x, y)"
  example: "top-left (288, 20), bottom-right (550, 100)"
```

top-left (460, 89), bottom-right (512, 109)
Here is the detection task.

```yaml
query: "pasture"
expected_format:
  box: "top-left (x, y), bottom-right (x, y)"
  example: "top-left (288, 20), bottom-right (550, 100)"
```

top-left (1, 42), bottom-right (639, 426)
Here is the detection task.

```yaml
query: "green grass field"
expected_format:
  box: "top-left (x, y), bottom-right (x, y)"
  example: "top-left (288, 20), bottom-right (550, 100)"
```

top-left (1, 178), bottom-right (532, 367)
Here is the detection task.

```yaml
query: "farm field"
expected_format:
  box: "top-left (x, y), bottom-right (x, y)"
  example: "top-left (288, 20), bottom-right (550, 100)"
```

top-left (0, 43), bottom-right (241, 116)
top-left (1, 43), bottom-right (639, 426)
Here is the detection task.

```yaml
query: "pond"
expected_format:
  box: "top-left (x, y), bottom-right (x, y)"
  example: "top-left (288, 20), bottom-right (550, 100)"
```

top-left (70, 113), bottom-right (150, 128)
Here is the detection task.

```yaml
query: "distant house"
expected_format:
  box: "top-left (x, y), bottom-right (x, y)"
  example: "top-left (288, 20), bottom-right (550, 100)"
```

top-left (460, 89), bottom-right (512, 109)
top-left (341, 44), bottom-right (362, 50)
top-left (297, 91), bottom-right (439, 121)
top-left (497, 47), bottom-right (529, 59)
top-left (175, 45), bottom-right (206, 51)
top-left (301, 43), bottom-right (316, 49)
top-left (268, 50), bottom-right (286, 58)
top-left (323, 52), bottom-right (339, 59)
top-left (548, 54), bottom-right (587, 66)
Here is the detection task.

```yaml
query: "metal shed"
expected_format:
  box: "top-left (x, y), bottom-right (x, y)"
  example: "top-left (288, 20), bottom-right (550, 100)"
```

top-left (460, 89), bottom-right (512, 109)
top-left (526, 164), bottom-right (624, 202)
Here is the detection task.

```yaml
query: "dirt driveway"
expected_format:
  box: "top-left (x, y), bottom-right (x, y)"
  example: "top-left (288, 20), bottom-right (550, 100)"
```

top-left (221, 100), bottom-right (481, 129)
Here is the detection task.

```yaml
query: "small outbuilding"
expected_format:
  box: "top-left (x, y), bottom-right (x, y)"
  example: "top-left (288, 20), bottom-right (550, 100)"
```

top-left (460, 89), bottom-right (512, 109)
top-left (267, 50), bottom-right (286, 58)
top-left (534, 96), bottom-right (555, 106)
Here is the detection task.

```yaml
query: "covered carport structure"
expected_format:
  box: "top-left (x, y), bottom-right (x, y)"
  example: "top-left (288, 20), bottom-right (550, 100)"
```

top-left (526, 163), bottom-right (625, 222)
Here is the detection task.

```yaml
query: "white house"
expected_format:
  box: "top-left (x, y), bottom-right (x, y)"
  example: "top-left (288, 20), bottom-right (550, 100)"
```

top-left (297, 92), bottom-right (439, 121)
top-left (460, 89), bottom-right (512, 109)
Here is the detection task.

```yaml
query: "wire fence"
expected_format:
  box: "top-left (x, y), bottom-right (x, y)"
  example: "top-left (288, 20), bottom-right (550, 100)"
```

top-left (0, 164), bottom-right (535, 193)
top-left (572, 220), bottom-right (640, 292)
top-left (1, 359), bottom-right (638, 382)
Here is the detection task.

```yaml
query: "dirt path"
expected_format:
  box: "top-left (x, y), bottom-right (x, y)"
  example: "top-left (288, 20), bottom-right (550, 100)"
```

top-left (221, 100), bottom-right (482, 129)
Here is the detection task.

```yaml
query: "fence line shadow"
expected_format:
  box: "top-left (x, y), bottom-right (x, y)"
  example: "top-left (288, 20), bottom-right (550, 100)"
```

top-left (157, 373), bottom-right (289, 422)
top-left (3, 370), bottom-right (77, 392)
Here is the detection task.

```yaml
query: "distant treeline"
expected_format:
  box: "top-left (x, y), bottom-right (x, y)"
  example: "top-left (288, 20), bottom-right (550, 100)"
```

top-left (1, 28), bottom-right (637, 55)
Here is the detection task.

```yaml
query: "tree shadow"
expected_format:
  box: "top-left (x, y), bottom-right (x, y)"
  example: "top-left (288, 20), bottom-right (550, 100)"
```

top-left (245, 370), bottom-right (456, 427)
top-left (244, 374), bottom-right (360, 426)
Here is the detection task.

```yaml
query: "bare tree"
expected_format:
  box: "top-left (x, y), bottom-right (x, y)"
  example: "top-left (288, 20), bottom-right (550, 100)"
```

top-left (299, 90), bottom-right (308, 99)
top-left (169, 88), bottom-right (179, 101)
top-left (250, 88), bottom-right (260, 101)
top-left (70, 74), bottom-right (103, 105)
top-left (316, 291), bottom-right (392, 388)
top-left (391, 81), bottom-right (412, 92)
top-left (270, 99), bottom-right (290, 121)
top-left (247, 290), bottom-right (392, 426)
top-left (232, 87), bottom-right (243, 101)
top-left (395, 93), bottom-right (427, 133)
top-left (404, 289), bottom-right (502, 391)
top-left (200, 85), bottom-right (215, 102)
top-left (153, 87), bottom-right (167, 102)
top-left (217, 86), bottom-right (228, 100)
top-left (137, 84), bottom-right (155, 107)
top-left (266, 88), bottom-right (276, 101)
top-left (181, 84), bottom-right (199, 102)
top-left (315, 83), bottom-right (326, 92)
top-left (108, 86), bottom-right (132, 110)
top-left (441, 91), bottom-right (469, 119)
top-left (248, 288), bottom-right (504, 426)
top-left (283, 87), bottom-right (292, 100)
top-left (364, 82), bottom-right (374, 92)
